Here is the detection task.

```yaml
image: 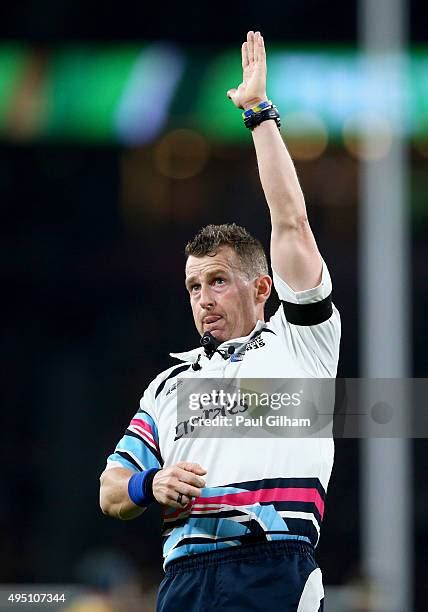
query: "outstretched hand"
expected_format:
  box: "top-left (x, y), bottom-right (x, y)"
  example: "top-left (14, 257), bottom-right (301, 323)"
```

top-left (227, 30), bottom-right (268, 111)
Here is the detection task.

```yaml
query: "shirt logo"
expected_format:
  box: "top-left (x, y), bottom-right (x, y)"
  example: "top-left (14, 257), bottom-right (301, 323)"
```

top-left (165, 379), bottom-right (184, 396)
top-left (230, 336), bottom-right (265, 361)
top-left (245, 336), bottom-right (266, 351)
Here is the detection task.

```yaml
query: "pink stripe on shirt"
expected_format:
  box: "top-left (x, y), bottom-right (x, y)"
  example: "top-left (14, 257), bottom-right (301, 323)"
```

top-left (198, 487), bottom-right (324, 518)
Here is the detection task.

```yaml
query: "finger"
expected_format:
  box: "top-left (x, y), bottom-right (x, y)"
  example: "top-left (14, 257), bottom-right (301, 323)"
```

top-left (226, 88), bottom-right (237, 100)
top-left (241, 42), bottom-right (249, 70)
top-left (177, 468), bottom-right (206, 488)
top-left (254, 31), bottom-right (260, 62)
top-left (153, 486), bottom-right (191, 508)
top-left (247, 30), bottom-right (254, 64)
top-left (167, 494), bottom-right (191, 510)
top-left (257, 33), bottom-right (266, 63)
top-left (176, 482), bottom-right (203, 498)
top-left (177, 461), bottom-right (207, 475)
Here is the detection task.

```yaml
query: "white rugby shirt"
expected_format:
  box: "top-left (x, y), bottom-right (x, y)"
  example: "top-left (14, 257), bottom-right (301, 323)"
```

top-left (106, 260), bottom-right (341, 567)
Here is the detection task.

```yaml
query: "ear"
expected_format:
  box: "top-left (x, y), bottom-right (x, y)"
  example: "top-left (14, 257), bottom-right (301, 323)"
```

top-left (254, 275), bottom-right (272, 304)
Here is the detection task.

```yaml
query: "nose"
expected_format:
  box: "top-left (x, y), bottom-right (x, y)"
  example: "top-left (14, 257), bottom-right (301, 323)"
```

top-left (199, 284), bottom-right (215, 310)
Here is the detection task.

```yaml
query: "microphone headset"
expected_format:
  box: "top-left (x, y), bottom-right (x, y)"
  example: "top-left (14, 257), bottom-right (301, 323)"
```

top-left (191, 355), bottom-right (202, 371)
top-left (192, 332), bottom-right (235, 371)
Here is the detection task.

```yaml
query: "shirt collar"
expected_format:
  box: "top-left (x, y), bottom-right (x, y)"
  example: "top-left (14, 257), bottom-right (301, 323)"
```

top-left (169, 320), bottom-right (268, 363)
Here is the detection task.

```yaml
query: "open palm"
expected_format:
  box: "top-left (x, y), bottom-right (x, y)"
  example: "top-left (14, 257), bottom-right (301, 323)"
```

top-left (227, 31), bottom-right (268, 111)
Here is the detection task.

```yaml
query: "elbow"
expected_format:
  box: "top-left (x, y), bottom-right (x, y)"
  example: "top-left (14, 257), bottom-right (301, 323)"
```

top-left (99, 471), bottom-right (114, 516)
top-left (99, 488), bottom-right (126, 519)
top-left (99, 487), bottom-right (112, 516)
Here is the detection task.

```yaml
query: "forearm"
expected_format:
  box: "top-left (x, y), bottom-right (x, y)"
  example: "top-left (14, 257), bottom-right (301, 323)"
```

top-left (251, 119), bottom-right (307, 229)
top-left (99, 467), bottom-right (146, 520)
top-left (228, 31), bottom-right (321, 289)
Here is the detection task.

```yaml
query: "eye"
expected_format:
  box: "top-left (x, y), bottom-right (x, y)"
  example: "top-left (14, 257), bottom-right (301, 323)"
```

top-left (214, 278), bottom-right (225, 286)
top-left (190, 283), bottom-right (201, 293)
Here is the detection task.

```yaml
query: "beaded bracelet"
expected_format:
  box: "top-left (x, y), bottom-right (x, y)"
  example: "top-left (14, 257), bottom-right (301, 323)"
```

top-left (242, 99), bottom-right (272, 120)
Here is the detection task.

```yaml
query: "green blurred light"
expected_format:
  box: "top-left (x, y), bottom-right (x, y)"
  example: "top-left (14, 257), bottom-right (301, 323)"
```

top-left (41, 46), bottom-right (141, 141)
top-left (409, 50), bottom-right (428, 140)
top-left (194, 51), bottom-right (249, 143)
top-left (0, 44), bottom-right (428, 143)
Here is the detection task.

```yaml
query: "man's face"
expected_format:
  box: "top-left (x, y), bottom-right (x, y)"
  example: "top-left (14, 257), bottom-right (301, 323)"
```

top-left (185, 246), bottom-right (269, 343)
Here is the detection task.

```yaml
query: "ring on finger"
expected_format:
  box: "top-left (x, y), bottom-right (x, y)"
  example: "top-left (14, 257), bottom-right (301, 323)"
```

top-left (177, 492), bottom-right (184, 505)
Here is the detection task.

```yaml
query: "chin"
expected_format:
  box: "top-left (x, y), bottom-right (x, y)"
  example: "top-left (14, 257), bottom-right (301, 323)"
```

top-left (209, 330), bottom-right (224, 340)
top-left (210, 329), bottom-right (233, 343)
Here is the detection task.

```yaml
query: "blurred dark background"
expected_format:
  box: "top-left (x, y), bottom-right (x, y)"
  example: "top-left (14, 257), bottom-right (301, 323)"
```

top-left (0, 1), bottom-right (427, 610)
top-left (0, 0), bottom-right (424, 44)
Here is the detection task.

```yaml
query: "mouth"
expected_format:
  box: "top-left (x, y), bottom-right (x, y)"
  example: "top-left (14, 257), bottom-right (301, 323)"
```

top-left (202, 315), bottom-right (223, 333)
top-left (203, 315), bottom-right (222, 325)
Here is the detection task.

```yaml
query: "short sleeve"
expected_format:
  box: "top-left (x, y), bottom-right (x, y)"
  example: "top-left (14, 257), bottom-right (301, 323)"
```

top-left (269, 260), bottom-right (341, 376)
top-left (106, 384), bottom-right (163, 472)
top-left (273, 259), bottom-right (332, 313)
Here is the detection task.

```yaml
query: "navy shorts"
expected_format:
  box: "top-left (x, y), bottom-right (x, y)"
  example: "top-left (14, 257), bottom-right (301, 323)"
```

top-left (157, 540), bottom-right (324, 612)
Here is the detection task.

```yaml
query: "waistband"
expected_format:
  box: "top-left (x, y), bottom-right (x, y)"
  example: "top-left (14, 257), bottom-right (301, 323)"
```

top-left (165, 540), bottom-right (314, 576)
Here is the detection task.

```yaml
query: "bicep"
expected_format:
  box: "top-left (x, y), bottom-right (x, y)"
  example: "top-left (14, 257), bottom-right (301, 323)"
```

top-left (271, 221), bottom-right (322, 292)
top-left (270, 303), bottom-right (341, 377)
top-left (269, 258), bottom-right (340, 376)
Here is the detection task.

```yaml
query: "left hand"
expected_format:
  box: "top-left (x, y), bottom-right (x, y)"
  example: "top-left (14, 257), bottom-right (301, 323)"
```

top-left (227, 30), bottom-right (268, 111)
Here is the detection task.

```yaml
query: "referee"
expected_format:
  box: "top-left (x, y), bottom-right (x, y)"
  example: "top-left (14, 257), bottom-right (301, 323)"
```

top-left (100, 31), bottom-right (341, 612)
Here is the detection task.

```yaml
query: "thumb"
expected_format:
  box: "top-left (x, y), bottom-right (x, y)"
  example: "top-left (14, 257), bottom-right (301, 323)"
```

top-left (226, 88), bottom-right (237, 100)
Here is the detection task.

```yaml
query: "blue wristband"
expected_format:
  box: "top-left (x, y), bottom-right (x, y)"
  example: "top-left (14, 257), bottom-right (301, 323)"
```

top-left (128, 468), bottom-right (159, 507)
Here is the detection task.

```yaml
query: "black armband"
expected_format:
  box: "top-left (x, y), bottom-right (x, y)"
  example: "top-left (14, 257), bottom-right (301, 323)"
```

top-left (282, 294), bottom-right (333, 326)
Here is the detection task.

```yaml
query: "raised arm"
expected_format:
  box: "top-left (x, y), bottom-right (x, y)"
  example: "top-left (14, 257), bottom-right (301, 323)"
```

top-left (227, 31), bottom-right (322, 291)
